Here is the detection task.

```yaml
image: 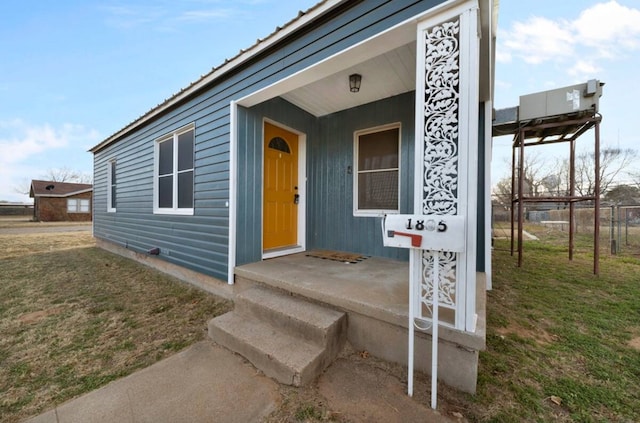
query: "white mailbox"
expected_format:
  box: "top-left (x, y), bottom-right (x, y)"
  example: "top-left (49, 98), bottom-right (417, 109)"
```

top-left (382, 214), bottom-right (466, 252)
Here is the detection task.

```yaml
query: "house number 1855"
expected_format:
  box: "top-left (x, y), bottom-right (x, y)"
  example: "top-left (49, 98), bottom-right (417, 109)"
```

top-left (405, 218), bottom-right (447, 232)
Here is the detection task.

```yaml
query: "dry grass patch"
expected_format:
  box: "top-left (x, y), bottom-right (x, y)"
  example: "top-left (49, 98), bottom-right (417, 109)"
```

top-left (0, 231), bottom-right (95, 259)
top-left (0, 231), bottom-right (230, 423)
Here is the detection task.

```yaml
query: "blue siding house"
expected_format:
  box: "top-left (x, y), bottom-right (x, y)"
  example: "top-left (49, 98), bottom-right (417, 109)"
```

top-left (91, 0), bottom-right (497, 393)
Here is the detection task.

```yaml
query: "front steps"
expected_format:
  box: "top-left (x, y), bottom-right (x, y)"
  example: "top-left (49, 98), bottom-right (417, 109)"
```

top-left (208, 285), bottom-right (347, 386)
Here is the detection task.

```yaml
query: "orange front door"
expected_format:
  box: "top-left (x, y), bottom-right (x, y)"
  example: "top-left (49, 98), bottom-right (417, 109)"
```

top-left (263, 122), bottom-right (298, 251)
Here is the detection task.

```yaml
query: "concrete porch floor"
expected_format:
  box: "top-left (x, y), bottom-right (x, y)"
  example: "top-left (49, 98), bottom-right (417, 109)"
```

top-left (234, 252), bottom-right (486, 393)
top-left (235, 252), bottom-right (410, 328)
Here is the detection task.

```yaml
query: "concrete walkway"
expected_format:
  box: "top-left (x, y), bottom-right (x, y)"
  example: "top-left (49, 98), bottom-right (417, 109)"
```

top-left (24, 341), bottom-right (280, 423)
top-left (0, 222), bottom-right (91, 235)
top-left (24, 341), bottom-right (458, 423)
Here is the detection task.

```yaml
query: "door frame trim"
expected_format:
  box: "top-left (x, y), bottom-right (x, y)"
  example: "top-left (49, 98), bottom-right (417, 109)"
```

top-left (261, 118), bottom-right (307, 259)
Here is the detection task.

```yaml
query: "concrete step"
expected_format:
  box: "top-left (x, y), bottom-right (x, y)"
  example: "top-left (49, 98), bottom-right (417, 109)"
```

top-left (209, 312), bottom-right (325, 386)
top-left (208, 285), bottom-right (347, 386)
top-left (234, 285), bottom-right (346, 349)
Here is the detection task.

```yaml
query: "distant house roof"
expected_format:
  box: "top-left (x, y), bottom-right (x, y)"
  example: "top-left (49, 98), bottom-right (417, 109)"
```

top-left (30, 180), bottom-right (93, 198)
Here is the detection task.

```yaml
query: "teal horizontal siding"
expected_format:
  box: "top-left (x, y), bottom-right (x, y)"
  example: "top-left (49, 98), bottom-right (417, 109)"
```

top-left (93, 0), bottom-right (447, 280)
top-left (309, 92), bottom-right (415, 260)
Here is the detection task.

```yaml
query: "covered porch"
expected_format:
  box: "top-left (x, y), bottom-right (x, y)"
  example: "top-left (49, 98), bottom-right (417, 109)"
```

top-left (222, 0), bottom-right (495, 394)
top-left (233, 252), bottom-right (486, 393)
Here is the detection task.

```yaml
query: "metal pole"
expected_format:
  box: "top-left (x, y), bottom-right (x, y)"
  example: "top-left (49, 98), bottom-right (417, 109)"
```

top-left (569, 138), bottom-right (576, 260)
top-left (518, 129), bottom-right (525, 267)
top-left (617, 205), bottom-right (622, 253)
top-left (431, 253), bottom-right (439, 410)
top-left (510, 137), bottom-right (516, 256)
top-left (610, 205), bottom-right (615, 254)
top-left (407, 249), bottom-right (417, 397)
top-left (594, 119), bottom-right (600, 275)
top-left (626, 208), bottom-right (629, 246)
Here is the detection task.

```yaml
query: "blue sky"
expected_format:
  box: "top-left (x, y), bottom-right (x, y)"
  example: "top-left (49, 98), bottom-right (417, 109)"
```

top-left (1, 0), bottom-right (639, 202)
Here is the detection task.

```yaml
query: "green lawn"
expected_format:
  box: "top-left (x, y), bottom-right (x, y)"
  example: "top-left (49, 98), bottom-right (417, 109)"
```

top-left (460, 224), bottom-right (640, 422)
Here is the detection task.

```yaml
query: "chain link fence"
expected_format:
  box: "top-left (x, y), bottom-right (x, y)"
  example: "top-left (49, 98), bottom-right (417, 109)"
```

top-left (492, 204), bottom-right (640, 256)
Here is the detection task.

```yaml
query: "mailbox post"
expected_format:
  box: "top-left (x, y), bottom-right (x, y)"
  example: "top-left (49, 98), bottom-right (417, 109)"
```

top-left (380, 1), bottom-right (480, 411)
top-left (383, 214), bottom-right (466, 409)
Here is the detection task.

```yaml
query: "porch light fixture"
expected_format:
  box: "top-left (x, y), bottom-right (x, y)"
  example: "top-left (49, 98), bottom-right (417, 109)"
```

top-left (349, 73), bottom-right (362, 92)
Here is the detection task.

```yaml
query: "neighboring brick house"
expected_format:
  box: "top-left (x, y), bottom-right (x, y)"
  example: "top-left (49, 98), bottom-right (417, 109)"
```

top-left (29, 180), bottom-right (93, 222)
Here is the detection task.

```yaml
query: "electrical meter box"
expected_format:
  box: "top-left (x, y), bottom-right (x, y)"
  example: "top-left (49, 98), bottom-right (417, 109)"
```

top-left (519, 79), bottom-right (603, 121)
top-left (382, 214), bottom-right (466, 252)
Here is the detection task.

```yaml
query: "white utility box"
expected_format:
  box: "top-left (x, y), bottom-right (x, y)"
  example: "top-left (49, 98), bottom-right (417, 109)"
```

top-left (519, 79), bottom-right (603, 121)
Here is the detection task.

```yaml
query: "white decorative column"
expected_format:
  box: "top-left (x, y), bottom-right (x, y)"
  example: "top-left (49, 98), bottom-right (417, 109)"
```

top-left (413, 1), bottom-right (480, 334)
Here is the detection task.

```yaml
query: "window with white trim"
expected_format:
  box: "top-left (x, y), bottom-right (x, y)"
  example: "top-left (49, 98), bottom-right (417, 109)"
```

top-left (68, 198), bottom-right (91, 213)
top-left (354, 124), bottom-right (400, 215)
top-left (107, 159), bottom-right (116, 212)
top-left (154, 125), bottom-right (194, 215)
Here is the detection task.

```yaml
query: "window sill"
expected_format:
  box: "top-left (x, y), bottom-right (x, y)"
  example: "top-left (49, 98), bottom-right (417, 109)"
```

top-left (153, 208), bottom-right (194, 216)
top-left (354, 210), bottom-right (399, 217)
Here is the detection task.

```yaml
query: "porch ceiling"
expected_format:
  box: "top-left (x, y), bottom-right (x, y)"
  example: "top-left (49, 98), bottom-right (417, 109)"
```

top-left (236, 17), bottom-right (418, 116)
top-left (280, 42), bottom-right (416, 117)
top-left (236, 0), bottom-right (494, 117)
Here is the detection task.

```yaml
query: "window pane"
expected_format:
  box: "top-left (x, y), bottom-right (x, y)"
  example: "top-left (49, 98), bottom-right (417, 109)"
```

top-left (80, 199), bottom-right (90, 212)
top-left (177, 171), bottom-right (193, 208)
top-left (358, 170), bottom-right (398, 210)
top-left (110, 161), bottom-right (116, 184)
top-left (178, 130), bottom-right (194, 171)
top-left (159, 139), bottom-right (173, 175)
top-left (268, 137), bottom-right (290, 154)
top-left (111, 185), bottom-right (116, 209)
top-left (159, 175), bottom-right (173, 208)
top-left (67, 199), bottom-right (76, 212)
top-left (110, 161), bottom-right (116, 209)
top-left (358, 128), bottom-right (399, 171)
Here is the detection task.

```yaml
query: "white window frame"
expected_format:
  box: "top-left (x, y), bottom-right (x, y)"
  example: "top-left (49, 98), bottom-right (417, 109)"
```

top-left (153, 123), bottom-right (195, 215)
top-left (107, 159), bottom-right (116, 213)
top-left (67, 199), bottom-right (77, 213)
top-left (68, 198), bottom-right (91, 213)
top-left (353, 122), bottom-right (401, 217)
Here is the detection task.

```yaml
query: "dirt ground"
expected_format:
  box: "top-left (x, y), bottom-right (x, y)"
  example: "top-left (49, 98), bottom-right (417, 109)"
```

top-left (266, 343), bottom-right (467, 422)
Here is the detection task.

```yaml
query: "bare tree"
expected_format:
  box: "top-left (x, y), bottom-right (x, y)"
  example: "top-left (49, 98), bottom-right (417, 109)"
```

top-left (574, 147), bottom-right (637, 197)
top-left (493, 152), bottom-right (558, 206)
top-left (513, 151), bottom-right (552, 197)
top-left (13, 178), bottom-right (32, 196)
top-left (492, 176), bottom-right (512, 207)
top-left (42, 166), bottom-right (80, 183)
top-left (41, 166), bottom-right (93, 183)
top-left (604, 184), bottom-right (640, 205)
top-left (13, 167), bottom-right (93, 195)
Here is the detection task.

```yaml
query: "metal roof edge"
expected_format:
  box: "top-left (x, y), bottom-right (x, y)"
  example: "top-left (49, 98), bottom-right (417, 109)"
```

top-left (89, 0), bottom-right (343, 154)
top-left (33, 188), bottom-right (93, 198)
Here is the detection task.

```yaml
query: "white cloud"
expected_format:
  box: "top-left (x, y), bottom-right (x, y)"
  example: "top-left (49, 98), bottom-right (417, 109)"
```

top-left (178, 9), bottom-right (235, 22)
top-left (567, 59), bottom-right (602, 79)
top-left (101, 5), bottom-right (161, 29)
top-left (501, 17), bottom-right (575, 65)
top-left (0, 120), bottom-right (100, 202)
top-left (0, 120), bottom-right (99, 164)
top-left (102, 3), bottom-right (243, 30)
top-left (498, 1), bottom-right (640, 77)
top-left (495, 49), bottom-right (511, 63)
top-left (573, 1), bottom-right (640, 55)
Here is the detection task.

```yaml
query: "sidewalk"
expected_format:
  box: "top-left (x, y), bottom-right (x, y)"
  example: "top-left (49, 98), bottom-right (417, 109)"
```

top-left (24, 341), bottom-right (457, 423)
top-left (24, 341), bottom-right (280, 423)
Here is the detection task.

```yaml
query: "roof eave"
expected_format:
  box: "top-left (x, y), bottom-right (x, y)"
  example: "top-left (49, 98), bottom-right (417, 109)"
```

top-left (33, 188), bottom-right (93, 198)
top-left (89, 0), bottom-right (344, 154)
